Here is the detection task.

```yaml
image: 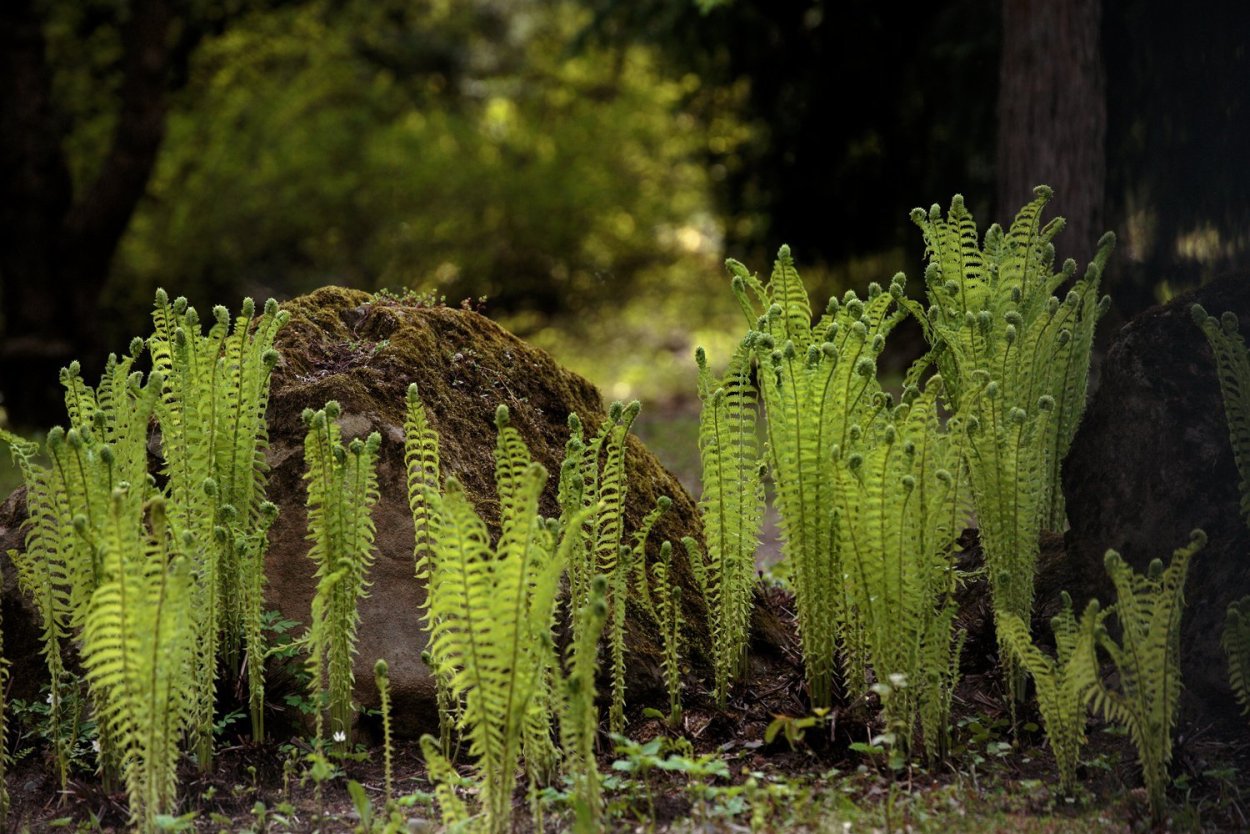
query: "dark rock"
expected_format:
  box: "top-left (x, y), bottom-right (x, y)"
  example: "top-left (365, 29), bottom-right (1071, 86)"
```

top-left (1064, 271), bottom-right (1250, 736)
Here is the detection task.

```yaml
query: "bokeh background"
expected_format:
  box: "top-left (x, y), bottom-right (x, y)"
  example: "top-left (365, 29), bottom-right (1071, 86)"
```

top-left (1, 0), bottom-right (1247, 452)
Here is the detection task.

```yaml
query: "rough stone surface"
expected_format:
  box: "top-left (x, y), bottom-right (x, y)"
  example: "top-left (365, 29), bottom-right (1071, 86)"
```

top-left (1064, 272), bottom-right (1250, 735)
top-left (0, 287), bottom-right (709, 736)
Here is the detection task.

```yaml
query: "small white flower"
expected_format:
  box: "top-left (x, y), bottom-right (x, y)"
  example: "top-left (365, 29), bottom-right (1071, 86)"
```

top-left (333, 730), bottom-right (347, 744)
top-left (91, 740), bottom-right (100, 754)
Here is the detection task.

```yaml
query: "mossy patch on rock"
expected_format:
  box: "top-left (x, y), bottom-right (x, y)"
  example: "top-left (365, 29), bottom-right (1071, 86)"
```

top-left (264, 287), bottom-right (708, 735)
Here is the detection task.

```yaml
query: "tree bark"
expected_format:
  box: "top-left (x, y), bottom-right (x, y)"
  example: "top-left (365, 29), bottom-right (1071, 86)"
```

top-left (997, 0), bottom-right (1106, 263)
top-left (0, 0), bottom-right (175, 427)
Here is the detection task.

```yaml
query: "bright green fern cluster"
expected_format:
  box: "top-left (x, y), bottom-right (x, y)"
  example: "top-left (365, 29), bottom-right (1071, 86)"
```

top-left (302, 401), bottom-right (382, 753)
top-left (910, 188), bottom-right (1113, 700)
top-left (728, 246), bottom-right (907, 708)
top-left (834, 376), bottom-right (970, 758)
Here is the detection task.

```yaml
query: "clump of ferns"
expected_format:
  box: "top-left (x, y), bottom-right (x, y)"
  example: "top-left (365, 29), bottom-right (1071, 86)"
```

top-left (834, 374), bottom-right (971, 760)
top-left (81, 495), bottom-right (198, 834)
top-left (558, 400), bottom-right (668, 734)
top-left (1089, 531), bottom-right (1204, 826)
top-left (1191, 305), bottom-right (1250, 726)
top-left (1, 348), bottom-right (158, 792)
top-left (420, 405), bottom-right (586, 834)
top-left (148, 290), bottom-right (287, 758)
top-left (725, 245), bottom-right (907, 709)
top-left (910, 188), bottom-right (1113, 703)
top-left (301, 402), bottom-right (382, 754)
top-left (684, 339), bottom-right (764, 707)
top-left (996, 593), bottom-right (1102, 794)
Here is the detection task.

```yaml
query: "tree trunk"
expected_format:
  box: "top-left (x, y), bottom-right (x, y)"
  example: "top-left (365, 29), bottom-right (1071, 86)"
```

top-left (997, 0), bottom-right (1106, 263)
top-left (0, 0), bottom-right (175, 428)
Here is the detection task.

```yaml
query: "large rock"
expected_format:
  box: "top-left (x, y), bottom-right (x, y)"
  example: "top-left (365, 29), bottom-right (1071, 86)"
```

top-left (264, 288), bottom-right (707, 734)
top-left (0, 287), bottom-right (709, 736)
top-left (1064, 272), bottom-right (1250, 735)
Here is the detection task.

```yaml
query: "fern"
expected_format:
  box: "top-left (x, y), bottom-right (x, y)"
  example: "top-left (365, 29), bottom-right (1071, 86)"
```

top-left (302, 402), bottom-right (382, 752)
top-left (729, 245), bottom-right (907, 708)
top-left (81, 495), bottom-right (196, 834)
top-left (997, 594), bottom-right (1102, 793)
top-left (558, 574), bottom-right (609, 834)
top-left (1, 350), bottom-right (157, 790)
top-left (421, 406), bottom-right (572, 834)
top-left (911, 189), bottom-right (1113, 701)
top-left (1224, 599), bottom-right (1250, 719)
top-left (689, 339), bottom-right (764, 706)
top-left (148, 291), bottom-right (287, 750)
top-left (834, 376), bottom-right (970, 756)
top-left (0, 561), bottom-right (8, 827)
top-left (1092, 530), bottom-right (1204, 825)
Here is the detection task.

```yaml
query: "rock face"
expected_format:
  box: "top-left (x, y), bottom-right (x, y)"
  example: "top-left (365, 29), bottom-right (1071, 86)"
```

top-left (264, 288), bottom-right (707, 734)
top-left (1064, 273), bottom-right (1250, 734)
top-left (0, 287), bottom-right (708, 736)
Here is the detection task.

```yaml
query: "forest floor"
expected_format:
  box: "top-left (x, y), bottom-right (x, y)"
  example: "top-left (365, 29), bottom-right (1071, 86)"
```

top-left (5, 585), bottom-right (1248, 834)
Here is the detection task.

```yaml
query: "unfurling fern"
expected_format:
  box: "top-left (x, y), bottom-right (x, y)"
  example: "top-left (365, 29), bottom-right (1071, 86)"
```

top-left (302, 402), bottom-right (382, 753)
top-left (148, 290), bottom-right (287, 749)
top-left (1, 349), bottom-right (157, 791)
top-left (81, 495), bottom-right (196, 834)
top-left (421, 406), bottom-right (573, 834)
top-left (649, 541), bottom-right (685, 726)
top-left (1092, 531), bottom-right (1204, 825)
top-left (1224, 599), bottom-right (1250, 719)
top-left (729, 246), bottom-right (907, 708)
top-left (558, 400), bottom-right (655, 734)
top-left (558, 574), bottom-right (610, 834)
top-left (910, 189), bottom-right (1113, 702)
top-left (834, 376), bottom-right (970, 757)
top-left (1192, 304), bottom-right (1250, 730)
top-left (997, 593), bottom-right (1102, 793)
top-left (688, 339), bottom-right (764, 706)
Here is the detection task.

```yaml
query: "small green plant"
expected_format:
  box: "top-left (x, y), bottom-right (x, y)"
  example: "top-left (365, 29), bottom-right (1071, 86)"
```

top-left (1224, 599), bottom-right (1250, 719)
top-left (687, 339), bottom-right (764, 706)
top-left (1091, 530), bottom-right (1205, 825)
top-left (649, 541), bottom-right (685, 726)
top-left (996, 592), bottom-right (1102, 793)
top-left (374, 659), bottom-right (394, 806)
top-left (302, 402), bottom-right (382, 753)
top-left (0, 562), bottom-right (8, 827)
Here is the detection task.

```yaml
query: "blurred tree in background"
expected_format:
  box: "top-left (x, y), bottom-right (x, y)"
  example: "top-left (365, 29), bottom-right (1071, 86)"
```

top-left (0, 0), bottom-right (1247, 426)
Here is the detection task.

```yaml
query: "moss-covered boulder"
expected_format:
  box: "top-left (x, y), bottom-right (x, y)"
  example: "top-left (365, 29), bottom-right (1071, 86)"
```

top-left (263, 287), bottom-right (707, 735)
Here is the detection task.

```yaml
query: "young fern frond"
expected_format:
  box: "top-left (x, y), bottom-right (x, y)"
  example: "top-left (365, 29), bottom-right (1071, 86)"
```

top-left (690, 339), bottom-right (764, 705)
top-left (997, 594), bottom-right (1102, 793)
top-left (1092, 530), bottom-right (1204, 825)
top-left (728, 246), bottom-right (906, 708)
top-left (558, 575), bottom-right (609, 834)
top-left (650, 541), bottom-right (685, 725)
top-left (1224, 599), bottom-right (1250, 719)
top-left (302, 402), bottom-right (382, 752)
top-left (421, 405), bottom-right (570, 834)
